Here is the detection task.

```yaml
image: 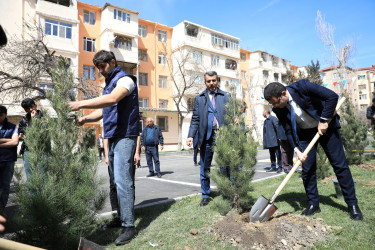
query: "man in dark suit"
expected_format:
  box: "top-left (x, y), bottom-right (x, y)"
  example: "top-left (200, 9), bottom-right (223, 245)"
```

top-left (263, 110), bottom-right (282, 173)
top-left (193, 132), bottom-right (199, 166)
top-left (186, 71), bottom-right (229, 206)
top-left (264, 80), bottom-right (363, 221)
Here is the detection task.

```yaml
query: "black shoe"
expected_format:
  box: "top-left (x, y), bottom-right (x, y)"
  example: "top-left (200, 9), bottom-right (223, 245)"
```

top-left (200, 198), bottom-right (210, 206)
top-left (284, 169), bottom-right (290, 174)
top-left (277, 168), bottom-right (282, 173)
top-left (146, 173), bottom-right (155, 177)
top-left (348, 205), bottom-right (363, 221)
top-left (264, 167), bottom-right (272, 170)
top-left (198, 161), bottom-right (201, 165)
top-left (266, 168), bottom-right (277, 172)
top-left (301, 205), bottom-right (321, 216)
top-left (115, 227), bottom-right (136, 246)
top-left (194, 163), bottom-right (199, 166)
top-left (157, 173), bottom-right (162, 178)
top-left (102, 217), bottom-right (122, 229)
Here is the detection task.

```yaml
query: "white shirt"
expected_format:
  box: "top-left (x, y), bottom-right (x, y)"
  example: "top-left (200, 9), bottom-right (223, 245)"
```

top-left (287, 90), bottom-right (318, 129)
top-left (117, 76), bottom-right (135, 95)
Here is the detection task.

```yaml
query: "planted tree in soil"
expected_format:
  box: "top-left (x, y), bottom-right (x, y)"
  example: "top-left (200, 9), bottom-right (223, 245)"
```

top-left (211, 85), bottom-right (258, 214)
top-left (13, 59), bottom-right (105, 249)
top-left (340, 94), bottom-right (368, 164)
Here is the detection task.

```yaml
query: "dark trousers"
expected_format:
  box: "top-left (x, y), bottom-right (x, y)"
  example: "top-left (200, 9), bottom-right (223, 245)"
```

top-left (0, 161), bottom-right (14, 211)
top-left (98, 147), bottom-right (104, 160)
top-left (298, 127), bottom-right (357, 206)
top-left (193, 145), bottom-right (199, 164)
top-left (145, 145), bottom-right (160, 174)
top-left (280, 140), bottom-right (294, 171)
top-left (268, 146), bottom-right (282, 169)
top-left (199, 133), bottom-right (215, 198)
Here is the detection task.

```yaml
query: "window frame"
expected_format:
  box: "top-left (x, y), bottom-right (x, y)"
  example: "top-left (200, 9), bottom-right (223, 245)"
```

top-left (139, 98), bottom-right (149, 108)
top-left (158, 53), bottom-right (167, 65)
top-left (138, 25), bottom-right (147, 37)
top-left (114, 9), bottom-right (130, 23)
top-left (83, 10), bottom-right (95, 25)
top-left (114, 35), bottom-right (132, 51)
top-left (139, 72), bottom-right (148, 86)
top-left (157, 116), bottom-right (168, 132)
top-left (158, 29), bottom-right (167, 42)
top-left (158, 75), bottom-right (168, 88)
top-left (138, 49), bottom-right (147, 62)
top-left (159, 99), bottom-right (168, 109)
top-left (83, 65), bottom-right (96, 81)
top-left (83, 37), bottom-right (96, 52)
top-left (45, 18), bottom-right (72, 39)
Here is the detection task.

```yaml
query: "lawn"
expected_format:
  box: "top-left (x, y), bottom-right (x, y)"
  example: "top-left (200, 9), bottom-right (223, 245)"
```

top-left (90, 164), bottom-right (375, 249)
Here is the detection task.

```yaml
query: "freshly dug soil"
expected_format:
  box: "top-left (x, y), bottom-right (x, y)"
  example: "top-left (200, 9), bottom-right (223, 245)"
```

top-left (212, 211), bottom-right (336, 249)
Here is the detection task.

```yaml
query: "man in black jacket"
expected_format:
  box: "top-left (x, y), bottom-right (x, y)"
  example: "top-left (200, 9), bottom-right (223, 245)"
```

top-left (141, 118), bottom-right (164, 178)
top-left (366, 97), bottom-right (375, 128)
top-left (18, 98), bottom-right (43, 180)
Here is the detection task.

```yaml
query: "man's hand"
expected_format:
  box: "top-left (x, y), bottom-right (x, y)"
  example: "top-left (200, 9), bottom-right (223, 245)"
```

top-left (0, 215), bottom-right (6, 232)
top-left (318, 121), bottom-right (328, 136)
top-left (76, 117), bottom-right (86, 126)
top-left (105, 156), bottom-right (109, 166)
top-left (296, 149), bottom-right (307, 162)
top-left (234, 117), bottom-right (239, 124)
top-left (141, 146), bottom-right (146, 151)
top-left (134, 152), bottom-right (140, 165)
top-left (160, 146), bottom-right (164, 151)
top-left (30, 109), bottom-right (37, 117)
top-left (69, 101), bottom-right (81, 111)
top-left (186, 137), bottom-right (193, 147)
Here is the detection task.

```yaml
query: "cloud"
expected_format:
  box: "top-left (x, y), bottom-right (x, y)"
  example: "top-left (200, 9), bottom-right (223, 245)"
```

top-left (256, 0), bottom-right (281, 13)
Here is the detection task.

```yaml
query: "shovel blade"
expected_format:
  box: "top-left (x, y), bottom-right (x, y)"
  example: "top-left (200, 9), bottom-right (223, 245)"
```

top-left (250, 195), bottom-right (277, 223)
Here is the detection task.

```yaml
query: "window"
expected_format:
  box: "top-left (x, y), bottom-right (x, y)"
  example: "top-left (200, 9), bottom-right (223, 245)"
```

top-left (358, 84), bottom-right (366, 90)
top-left (359, 94), bottom-right (367, 100)
top-left (190, 73), bottom-right (204, 85)
top-left (272, 57), bottom-right (278, 67)
top-left (211, 54), bottom-right (219, 67)
top-left (83, 37), bottom-right (96, 52)
top-left (114, 36), bottom-right (132, 51)
top-left (158, 53), bottom-right (167, 65)
top-left (158, 30), bottom-right (167, 42)
top-left (261, 53), bottom-right (267, 62)
top-left (114, 9), bottom-right (130, 23)
top-left (138, 49), bottom-right (147, 61)
top-left (360, 104), bottom-right (367, 110)
top-left (39, 83), bottom-right (53, 96)
top-left (138, 25), bottom-right (146, 37)
top-left (185, 23), bottom-right (198, 37)
top-left (45, 19), bottom-right (72, 39)
top-left (83, 65), bottom-right (96, 80)
top-left (139, 73), bottom-right (148, 86)
top-left (274, 73), bottom-right (279, 82)
top-left (211, 33), bottom-right (239, 50)
top-left (358, 75), bottom-right (366, 80)
top-left (139, 98), bottom-right (149, 108)
top-left (192, 50), bottom-right (202, 64)
top-left (333, 73), bottom-right (341, 79)
top-left (240, 53), bottom-right (246, 62)
top-left (159, 99), bottom-right (168, 109)
top-left (159, 75), bottom-right (168, 88)
top-left (187, 98), bottom-right (195, 111)
top-left (158, 116), bottom-right (167, 131)
top-left (263, 70), bottom-right (269, 81)
top-left (45, 0), bottom-right (70, 7)
top-left (225, 59), bottom-right (237, 70)
top-left (84, 10), bottom-right (95, 25)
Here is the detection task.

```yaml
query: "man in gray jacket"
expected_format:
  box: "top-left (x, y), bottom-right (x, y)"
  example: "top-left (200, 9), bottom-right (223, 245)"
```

top-left (263, 110), bottom-right (282, 173)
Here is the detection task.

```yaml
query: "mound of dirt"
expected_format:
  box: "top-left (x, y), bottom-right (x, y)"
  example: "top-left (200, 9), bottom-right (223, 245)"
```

top-left (212, 211), bottom-right (336, 249)
top-left (355, 163), bottom-right (375, 171)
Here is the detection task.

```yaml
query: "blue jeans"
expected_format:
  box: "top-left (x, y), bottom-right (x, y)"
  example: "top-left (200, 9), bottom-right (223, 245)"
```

top-left (145, 146), bottom-right (160, 174)
top-left (199, 134), bottom-right (215, 198)
top-left (268, 146), bottom-right (282, 169)
top-left (0, 161), bottom-right (15, 210)
top-left (108, 137), bottom-right (137, 227)
top-left (23, 150), bottom-right (32, 180)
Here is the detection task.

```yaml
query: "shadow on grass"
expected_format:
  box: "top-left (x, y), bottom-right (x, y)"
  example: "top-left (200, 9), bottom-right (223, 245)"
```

top-left (87, 199), bottom-right (175, 246)
top-left (275, 192), bottom-right (348, 212)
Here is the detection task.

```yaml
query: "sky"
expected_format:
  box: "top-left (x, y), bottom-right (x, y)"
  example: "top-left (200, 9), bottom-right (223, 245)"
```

top-left (80, 0), bottom-right (374, 69)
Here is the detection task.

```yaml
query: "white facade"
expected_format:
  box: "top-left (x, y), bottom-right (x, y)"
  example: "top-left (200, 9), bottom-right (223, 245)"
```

top-left (172, 21), bottom-right (242, 148)
top-left (100, 4), bottom-right (139, 65)
top-left (249, 51), bottom-right (291, 142)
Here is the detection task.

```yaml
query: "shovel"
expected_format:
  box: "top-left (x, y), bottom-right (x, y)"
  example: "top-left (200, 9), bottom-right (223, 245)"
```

top-left (250, 97), bottom-right (346, 223)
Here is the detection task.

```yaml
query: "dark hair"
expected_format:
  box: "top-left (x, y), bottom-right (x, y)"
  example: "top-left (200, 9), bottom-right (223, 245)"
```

top-left (264, 82), bottom-right (286, 101)
top-left (93, 50), bottom-right (117, 67)
top-left (204, 71), bottom-right (220, 82)
top-left (0, 105), bottom-right (7, 114)
top-left (21, 98), bottom-right (36, 110)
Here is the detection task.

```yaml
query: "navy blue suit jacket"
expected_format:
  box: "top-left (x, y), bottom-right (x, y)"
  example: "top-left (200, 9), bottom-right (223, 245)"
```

top-left (272, 80), bottom-right (340, 151)
top-left (263, 115), bottom-right (279, 149)
top-left (188, 88), bottom-right (229, 146)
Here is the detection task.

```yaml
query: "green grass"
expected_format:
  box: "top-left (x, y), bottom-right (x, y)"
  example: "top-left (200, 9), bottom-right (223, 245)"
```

top-left (90, 165), bottom-right (374, 249)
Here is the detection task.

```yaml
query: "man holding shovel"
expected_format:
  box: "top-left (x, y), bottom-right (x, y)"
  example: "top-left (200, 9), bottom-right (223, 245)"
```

top-left (263, 80), bottom-right (363, 221)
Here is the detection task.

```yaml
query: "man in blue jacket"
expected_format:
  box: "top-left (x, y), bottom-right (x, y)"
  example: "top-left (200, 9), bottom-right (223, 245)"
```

top-left (264, 80), bottom-right (363, 221)
top-left (141, 118), bottom-right (164, 178)
top-left (69, 50), bottom-right (140, 245)
top-left (186, 71), bottom-right (229, 206)
top-left (0, 105), bottom-right (19, 212)
top-left (263, 110), bottom-right (282, 173)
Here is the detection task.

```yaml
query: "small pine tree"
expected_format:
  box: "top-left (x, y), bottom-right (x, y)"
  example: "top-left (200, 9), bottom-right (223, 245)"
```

top-left (285, 69), bottom-right (296, 85)
top-left (340, 94), bottom-right (368, 164)
top-left (13, 59), bottom-right (106, 249)
top-left (306, 60), bottom-right (323, 85)
top-left (211, 85), bottom-right (257, 213)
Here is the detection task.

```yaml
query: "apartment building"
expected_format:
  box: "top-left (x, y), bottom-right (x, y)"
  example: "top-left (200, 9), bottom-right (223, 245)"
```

top-left (172, 20), bottom-right (244, 148)
top-left (137, 19), bottom-right (178, 149)
top-left (239, 48), bottom-right (253, 127)
top-left (249, 50), bottom-right (291, 141)
top-left (0, 0), bottom-right (80, 125)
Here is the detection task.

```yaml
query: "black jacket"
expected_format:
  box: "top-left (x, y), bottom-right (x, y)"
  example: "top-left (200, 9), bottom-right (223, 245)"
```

top-left (18, 110), bottom-right (43, 155)
top-left (366, 105), bottom-right (375, 125)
